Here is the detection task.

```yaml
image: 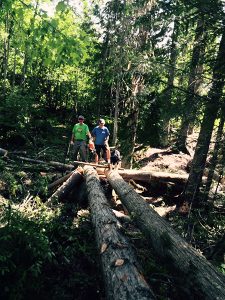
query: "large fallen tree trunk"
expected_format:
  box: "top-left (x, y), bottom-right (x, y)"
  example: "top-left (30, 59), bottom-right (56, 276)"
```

top-left (47, 167), bottom-right (83, 207)
top-left (84, 166), bottom-right (155, 300)
top-left (117, 169), bottom-right (190, 184)
top-left (106, 170), bottom-right (225, 300)
top-left (14, 155), bottom-right (194, 186)
top-left (95, 168), bottom-right (199, 187)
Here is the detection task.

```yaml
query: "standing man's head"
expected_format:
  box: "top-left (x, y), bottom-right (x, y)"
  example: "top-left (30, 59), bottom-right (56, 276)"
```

top-left (98, 118), bottom-right (105, 126)
top-left (78, 115), bottom-right (84, 123)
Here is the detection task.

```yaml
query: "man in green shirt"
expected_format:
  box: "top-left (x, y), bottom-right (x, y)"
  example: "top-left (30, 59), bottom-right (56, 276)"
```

top-left (70, 115), bottom-right (91, 161)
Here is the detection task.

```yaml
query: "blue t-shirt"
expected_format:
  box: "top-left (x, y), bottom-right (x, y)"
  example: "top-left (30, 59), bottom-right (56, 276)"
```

top-left (92, 126), bottom-right (110, 145)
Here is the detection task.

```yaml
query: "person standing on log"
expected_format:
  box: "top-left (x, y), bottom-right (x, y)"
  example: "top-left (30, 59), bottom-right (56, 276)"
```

top-left (92, 118), bottom-right (110, 164)
top-left (70, 115), bottom-right (91, 162)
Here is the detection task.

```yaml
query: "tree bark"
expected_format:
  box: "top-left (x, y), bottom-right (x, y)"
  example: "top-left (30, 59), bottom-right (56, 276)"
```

top-left (84, 166), bottom-right (156, 300)
top-left (48, 172), bottom-right (73, 190)
top-left (204, 113), bottom-right (225, 200)
top-left (3, 11), bottom-right (10, 95)
top-left (74, 160), bottom-right (123, 170)
top-left (15, 156), bottom-right (75, 171)
top-left (112, 73), bottom-right (120, 146)
top-left (21, 0), bottom-right (39, 87)
top-left (47, 168), bottom-right (83, 207)
top-left (122, 74), bottom-right (142, 168)
top-left (208, 233), bottom-right (225, 260)
top-left (106, 170), bottom-right (225, 300)
top-left (176, 17), bottom-right (206, 153)
top-left (161, 16), bottom-right (179, 147)
top-left (185, 26), bottom-right (225, 203)
top-left (0, 148), bottom-right (8, 157)
top-left (117, 169), bottom-right (191, 185)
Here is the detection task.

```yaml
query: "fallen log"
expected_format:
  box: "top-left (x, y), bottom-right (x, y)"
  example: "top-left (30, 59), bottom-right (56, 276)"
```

top-left (83, 166), bottom-right (155, 300)
top-left (15, 156), bottom-right (75, 171)
top-left (117, 169), bottom-right (189, 184)
top-left (0, 148), bottom-right (8, 157)
top-left (47, 167), bottom-right (83, 206)
top-left (48, 172), bottom-right (73, 190)
top-left (74, 160), bottom-right (124, 170)
top-left (74, 160), bottom-right (110, 169)
top-left (0, 148), bottom-right (27, 157)
top-left (106, 170), bottom-right (225, 300)
top-left (119, 169), bottom-right (207, 185)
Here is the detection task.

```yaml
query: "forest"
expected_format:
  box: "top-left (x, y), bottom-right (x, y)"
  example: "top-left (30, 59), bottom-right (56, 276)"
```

top-left (0, 0), bottom-right (225, 299)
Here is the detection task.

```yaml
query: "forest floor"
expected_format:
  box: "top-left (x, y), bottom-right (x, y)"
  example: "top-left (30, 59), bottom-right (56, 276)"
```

top-left (1, 125), bottom-right (225, 299)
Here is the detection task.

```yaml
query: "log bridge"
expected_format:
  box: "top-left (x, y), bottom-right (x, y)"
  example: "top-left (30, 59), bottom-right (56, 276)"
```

top-left (1, 150), bottom-right (224, 299)
top-left (46, 163), bottom-right (225, 300)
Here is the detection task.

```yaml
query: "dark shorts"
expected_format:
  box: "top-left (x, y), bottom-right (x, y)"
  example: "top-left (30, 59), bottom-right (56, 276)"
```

top-left (95, 144), bottom-right (107, 158)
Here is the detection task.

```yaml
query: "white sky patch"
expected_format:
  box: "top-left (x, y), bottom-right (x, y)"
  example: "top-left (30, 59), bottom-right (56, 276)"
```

top-left (40, 0), bottom-right (58, 17)
top-left (40, 0), bottom-right (87, 17)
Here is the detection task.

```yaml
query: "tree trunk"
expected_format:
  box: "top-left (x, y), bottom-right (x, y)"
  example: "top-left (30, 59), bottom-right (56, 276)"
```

top-left (161, 16), bottom-right (179, 146)
top-left (122, 74), bottom-right (142, 168)
top-left (204, 113), bottom-right (225, 200)
top-left (2, 11), bottom-right (10, 95)
top-left (0, 148), bottom-right (8, 157)
top-left (185, 27), bottom-right (225, 203)
top-left (46, 168), bottom-right (83, 206)
top-left (117, 169), bottom-right (192, 185)
top-left (208, 233), bottom-right (225, 260)
top-left (14, 156), bottom-right (75, 171)
top-left (12, 48), bottom-right (17, 90)
top-left (48, 172), bottom-right (73, 190)
top-left (74, 160), bottom-right (123, 169)
top-left (106, 170), bottom-right (225, 300)
top-left (176, 17), bottom-right (206, 153)
top-left (112, 73), bottom-right (120, 146)
top-left (21, 0), bottom-right (39, 87)
top-left (47, 168), bottom-right (190, 194)
top-left (84, 166), bottom-right (156, 300)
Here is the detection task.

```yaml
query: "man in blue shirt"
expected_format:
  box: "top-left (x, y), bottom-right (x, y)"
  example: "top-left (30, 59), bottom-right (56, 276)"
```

top-left (92, 118), bottom-right (110, 164)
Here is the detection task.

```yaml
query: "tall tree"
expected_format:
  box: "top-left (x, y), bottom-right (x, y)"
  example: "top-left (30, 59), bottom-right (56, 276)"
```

top-left (176, 16), bottom-right (206, 154)
top-left (160, 15), bottom-right (179, 146)
top-left (185, 22), bottom-right (225, 204)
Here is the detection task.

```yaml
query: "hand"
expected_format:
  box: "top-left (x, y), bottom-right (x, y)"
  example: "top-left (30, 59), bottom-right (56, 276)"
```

top-left (70, 141), bottom-right (74, 145)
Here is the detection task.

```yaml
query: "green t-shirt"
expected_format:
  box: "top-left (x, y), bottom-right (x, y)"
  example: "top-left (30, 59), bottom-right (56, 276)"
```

top-left (72, 123), bottom-right (89, 140)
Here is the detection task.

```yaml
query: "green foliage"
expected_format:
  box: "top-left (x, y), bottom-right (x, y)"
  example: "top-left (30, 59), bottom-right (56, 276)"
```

top-left (219, 263), bottom-right (225, 275)
top-left (0, 198), bottom-right (104, 300)
top-left (0, 204), bottom-right (54, 300)
top-left (1, 171), bottom-right (23, 199)
top-left (0, 158), bottom-right (6, 173)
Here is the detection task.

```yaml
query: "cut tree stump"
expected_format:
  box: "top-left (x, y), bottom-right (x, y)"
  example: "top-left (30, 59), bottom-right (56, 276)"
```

top-left (106, 170), bottom-right (225, 300)
top-left (47, 167), bottom-right (84, 206)
top-left (84, 166), bottom-right (156, 300)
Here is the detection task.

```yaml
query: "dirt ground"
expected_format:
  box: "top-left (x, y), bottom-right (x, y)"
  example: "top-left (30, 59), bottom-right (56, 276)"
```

top-left (135, 146), bottom-right (192, 174)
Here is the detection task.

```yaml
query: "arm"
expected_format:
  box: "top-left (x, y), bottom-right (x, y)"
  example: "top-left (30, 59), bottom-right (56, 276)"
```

top-left (71, 133), bottom-right (74, 144)
top-left (104, 128), bottom-right (110, 145)
top-left (91, 128), bottom-right (96, 142)
top-left (86, 125), bottom-right (92, 140)
top-left (87, 130), bottom-right (92, 139)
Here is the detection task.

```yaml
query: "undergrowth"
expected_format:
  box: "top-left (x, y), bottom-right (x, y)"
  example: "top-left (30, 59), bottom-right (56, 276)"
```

top-left (0, 196), bottom-right (104, 300)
